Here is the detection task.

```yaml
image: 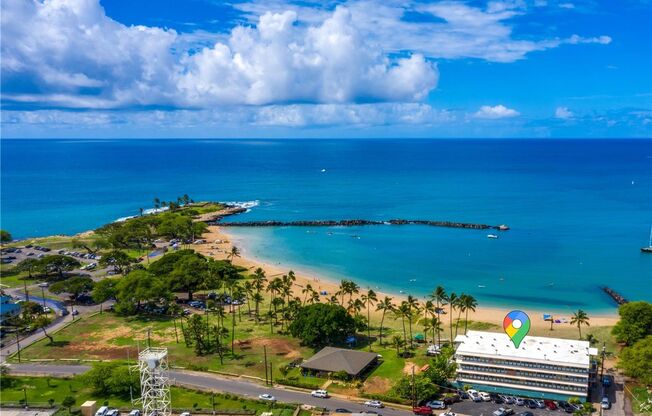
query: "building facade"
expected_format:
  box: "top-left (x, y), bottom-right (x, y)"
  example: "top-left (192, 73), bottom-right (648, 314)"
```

top-left (454, 330), bottom-right (598, 401)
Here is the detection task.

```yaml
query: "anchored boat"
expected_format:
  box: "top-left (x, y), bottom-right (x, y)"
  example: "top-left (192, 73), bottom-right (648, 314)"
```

top-left (642, 226), bottom-right (652, 253)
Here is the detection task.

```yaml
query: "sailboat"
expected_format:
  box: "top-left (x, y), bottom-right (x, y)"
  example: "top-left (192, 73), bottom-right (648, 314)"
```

top-left (641, 226), bottom-right (652, 253)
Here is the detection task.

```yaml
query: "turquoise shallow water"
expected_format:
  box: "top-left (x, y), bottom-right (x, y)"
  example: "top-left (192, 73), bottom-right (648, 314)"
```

top-left (2, 139), bottom-right (651, 312)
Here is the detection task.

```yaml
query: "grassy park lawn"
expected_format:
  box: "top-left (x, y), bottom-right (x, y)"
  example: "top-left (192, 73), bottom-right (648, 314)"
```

top-left (0, 376), bottom-right (304, 415)
top-left (15, 311), bottom-right (317, 379)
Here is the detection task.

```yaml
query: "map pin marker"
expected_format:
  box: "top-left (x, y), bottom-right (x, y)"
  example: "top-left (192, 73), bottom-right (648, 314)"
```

top-left (503, 310), bottom-right (531, 349)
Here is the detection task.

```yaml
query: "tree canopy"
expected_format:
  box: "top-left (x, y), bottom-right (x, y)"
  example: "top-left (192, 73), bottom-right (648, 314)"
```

top-left (289, 303), bottom-right (355, 347)
top-left (617, 335), bottom-right (652, 385)
top-left (38, 255), bottom-right (81, 279)
top-left (83, 362), bottom-right (139, 397)
top-left (0, 230), bottom-right (12, 243)
top-left (49, 276), bottom-right (95, 299)
top-left (612, 301), bottom-right (652, 346)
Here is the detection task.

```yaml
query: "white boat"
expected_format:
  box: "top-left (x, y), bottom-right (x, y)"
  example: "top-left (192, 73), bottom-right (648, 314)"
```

top-left (641, 226), bottom-right (652, 253)
top-left (487, 234), bottom-right (498, 239)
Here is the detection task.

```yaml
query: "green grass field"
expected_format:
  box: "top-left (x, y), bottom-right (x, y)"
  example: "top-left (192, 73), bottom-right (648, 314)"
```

top-left (0, 375), bottom-right (304, 415)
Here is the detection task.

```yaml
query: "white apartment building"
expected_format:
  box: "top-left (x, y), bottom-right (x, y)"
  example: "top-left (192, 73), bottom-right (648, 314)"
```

top-left (454, 330), bottom-right (598, 401)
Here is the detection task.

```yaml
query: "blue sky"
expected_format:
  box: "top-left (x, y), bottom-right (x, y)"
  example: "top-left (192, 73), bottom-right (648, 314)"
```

top-left (1, 0), bottom-right (651, 138)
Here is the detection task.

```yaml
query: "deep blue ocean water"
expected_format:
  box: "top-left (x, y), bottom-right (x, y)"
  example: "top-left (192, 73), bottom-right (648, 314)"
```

top-left (2, 139), bottom-right (651, 312)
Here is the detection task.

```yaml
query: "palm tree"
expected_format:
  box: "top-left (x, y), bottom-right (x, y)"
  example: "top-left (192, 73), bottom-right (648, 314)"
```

top-left (430, 286), bottom-right (448, 316)
top-left (391, 335), bottom-right (404, 357)
top-left (252, 268), bottom-right (266, 321)
top-left (395, 302), bottom-right (410, 353)
top-left (447, 292), bottom-right (458, 345)
top-left (153, 198), bottom-right (161, 209)
top-left (361, 289), bottom-right (377, 350)
top-left (455, 293), bottom-right (468, 338)
top-left (460, 294), bottom-right (478, 335)
top-left (406, 295), bottom-right (420, 348)
top-left (307, 289), bottom-right (320, 304)
top-left (570, 309), bottom-right (590, 339)
top-left (432, 317), bottom-right (443, 346)
top-left (227, 246), bottom-right (241, 262)
top-left (423, 300), bottom-right (436, 320)
top-left (376, 296), bottom-right (394, 346)
top-left (302, 284), bottom-right (314, 305)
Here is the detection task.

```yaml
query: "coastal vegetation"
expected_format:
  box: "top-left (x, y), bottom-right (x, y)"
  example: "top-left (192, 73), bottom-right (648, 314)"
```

top-left (613, 301), bottom-right (652, 386)
top-left (0, 229), bottom-right (12, 243)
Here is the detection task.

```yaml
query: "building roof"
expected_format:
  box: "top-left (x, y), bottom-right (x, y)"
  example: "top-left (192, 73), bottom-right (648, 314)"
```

top-left (300, 347), bottom-right (378, 376)
top-left (454, 330), bottom-right (595, 367)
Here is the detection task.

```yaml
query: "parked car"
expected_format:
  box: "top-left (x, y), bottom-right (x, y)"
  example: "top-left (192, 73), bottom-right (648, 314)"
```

top-left (557, 401), bottom-right (575, 413)
top-left (502, 396), bottom-right (516, 405)
top-left (311, 389), bottom-right (329, 398)
top-left (443, 394), bottom-right (460, 405)
top-left (106, 409), bottom-right (119, 416)
top-left (533, 399), bottom-right (545, 409)
top-left (515, 413), bottom-right (534, 416)
top-left (601, 397), bottom-right (611, 409)
top-left (425, 400), bottom-right (446, 409)
top-left (334, 410), bottom-right (350, 414)
top-left (544, 400), bottom-right (557, 410)
top-left (492, 408), bottom-right (514, 416)
top-left (457, 390), bottom-right (470, 400)
top-left (95, 406), bottom-right (109, 416)
top-left (258, 393), bottom-right (276, 402)
top-left (524, 399), bottom-right (538, 409)
top-left (602, 376), bottom-right (612, 387)
top-left (412, 406), bottom-right (433, 415)
top-left (515, 397), bottom-right (525, 406)
top-left (38, 282), bottom-right (49, 287)
top-left (490, 393), bottom-right (504, 404)
top-left (180, 412), bottom-right (191, 416)
top-left (479, 392), bottom-right (492, 402)
top-left (364, 400), bottom-right (384, 408)
top-left (439, 413), bottom-right (457, 416)
top-left (128, 410), bottom-right (140, 416)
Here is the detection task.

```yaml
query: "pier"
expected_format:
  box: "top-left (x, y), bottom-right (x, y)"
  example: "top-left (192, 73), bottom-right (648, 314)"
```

top-left (602, 286), bottom-right (628, 305)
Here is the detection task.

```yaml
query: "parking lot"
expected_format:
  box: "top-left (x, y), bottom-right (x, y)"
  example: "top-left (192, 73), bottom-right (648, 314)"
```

top-left (447, 400), bottom-right (572, 416)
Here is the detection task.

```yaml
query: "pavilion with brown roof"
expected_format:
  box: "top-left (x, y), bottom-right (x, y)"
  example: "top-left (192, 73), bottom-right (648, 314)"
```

top-left (300, 347), bottom-right (379, 378)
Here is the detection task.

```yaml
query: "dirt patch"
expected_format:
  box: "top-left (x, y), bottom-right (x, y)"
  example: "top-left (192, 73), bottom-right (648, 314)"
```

top-left (403, 361), bottom-right (421, 375)
top-left (248, 337), bottom-right (302, 359)
top-left (87, 323), bottom-right (178, 345)
top-left (364, 376), bottom-right (392, 394)
top-left (55, 342), bottom-right (137, 360)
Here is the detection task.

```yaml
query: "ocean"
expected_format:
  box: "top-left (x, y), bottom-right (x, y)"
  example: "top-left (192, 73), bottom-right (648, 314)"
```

top-left (2, 139), bottom-right (651, 312)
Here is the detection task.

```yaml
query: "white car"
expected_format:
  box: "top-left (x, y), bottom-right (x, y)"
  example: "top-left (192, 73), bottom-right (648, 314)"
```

top-left (426, 400), bottom-right (446, 409)
top-left (180, 412), bottom-right (191, 416)
top-left (106, 410), bottom-right (119, 416)
top-left (258, 393), bottom-right (276, 402)
top-left (601, 397), bottom-right (610, 409)
top-left (364, 400), bottom-right (384, 408)
top-left (440, 413), bottom-right (457, 416)
top-left (311, 389), bottom-right (329, 398)
top-left (128, 411), bottom-right (140, 416)
top-left (479, 392), bottom-right (492, 402)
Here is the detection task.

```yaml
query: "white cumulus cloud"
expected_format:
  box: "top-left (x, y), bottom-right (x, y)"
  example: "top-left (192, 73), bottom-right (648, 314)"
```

top-left (474, 105), bottom-right (520, 119)
top-left (1, 0), bottom-right (438, 109)
top-left (555, 106), bottom-right (574, 119)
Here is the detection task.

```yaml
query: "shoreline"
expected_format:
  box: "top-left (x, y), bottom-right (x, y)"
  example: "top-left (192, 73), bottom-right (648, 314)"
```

top-left (195, 225), bottom-right (620, 331)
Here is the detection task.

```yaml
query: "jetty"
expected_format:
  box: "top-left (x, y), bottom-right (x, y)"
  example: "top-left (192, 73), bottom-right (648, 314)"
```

top-left (212, 218), bottom-right (508, 231)
top-left (201, 203), bottom-right (510, 232)
top-left (602, 286), bottom-right (628, 305)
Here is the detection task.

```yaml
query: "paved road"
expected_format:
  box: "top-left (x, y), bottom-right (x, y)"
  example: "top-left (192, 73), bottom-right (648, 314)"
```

top-left (0, 289), bottom-right (110, 363)
top-left (7, 364), bottom-right (413, 416)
